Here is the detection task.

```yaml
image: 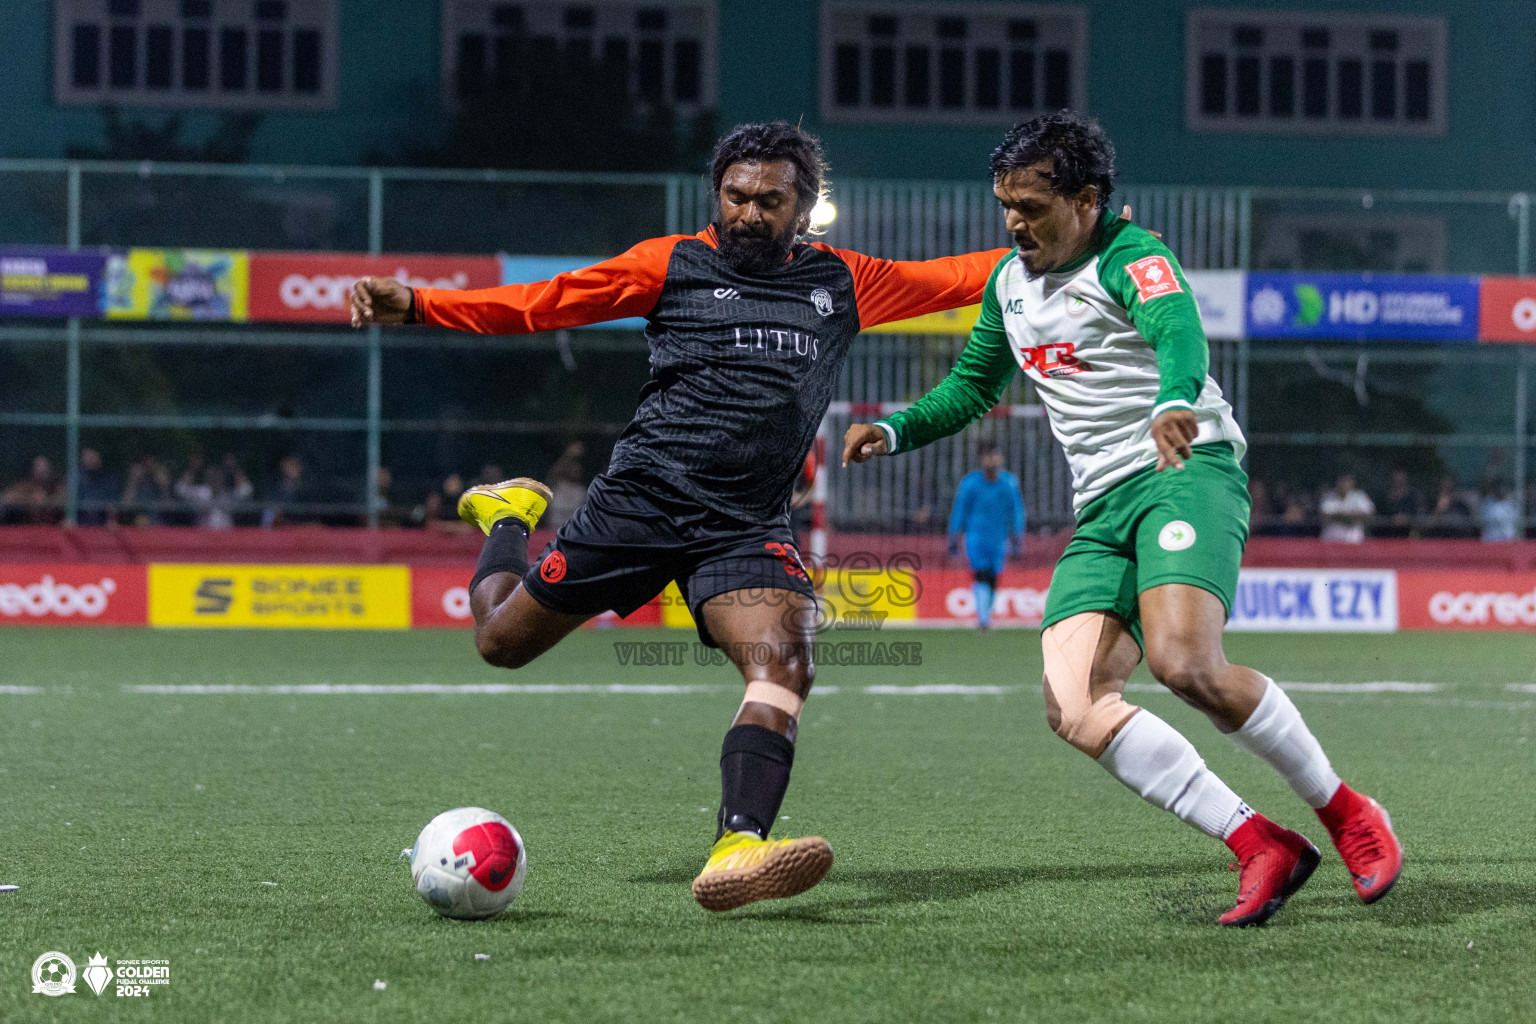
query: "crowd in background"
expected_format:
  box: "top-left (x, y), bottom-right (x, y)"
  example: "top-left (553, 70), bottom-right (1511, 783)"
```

top-left (0, 441), bottom-right (592, 532)
top-left (4, 445), bottom-right (1535, 541)
top-left (1248, 471), bottom-right (1533, 542)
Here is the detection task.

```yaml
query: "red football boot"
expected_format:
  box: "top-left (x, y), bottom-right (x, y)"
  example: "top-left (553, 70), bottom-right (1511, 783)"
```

top-left (1317, 784), bottom-right (1403, 903)
top-left (1219, 814), bottom-right (1321, 927)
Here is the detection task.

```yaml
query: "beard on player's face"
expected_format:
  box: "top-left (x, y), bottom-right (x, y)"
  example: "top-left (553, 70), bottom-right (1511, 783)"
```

top-left (716, 216), bottom-right (798, 274)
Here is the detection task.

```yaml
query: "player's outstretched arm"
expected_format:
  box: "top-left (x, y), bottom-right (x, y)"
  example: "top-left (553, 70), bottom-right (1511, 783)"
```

top-left (844, 255), bottom-right (1019, 467)
top-left (351, 236), bottom-right (680, 335)
top-left (823, 246), bottom-right (1010, 330)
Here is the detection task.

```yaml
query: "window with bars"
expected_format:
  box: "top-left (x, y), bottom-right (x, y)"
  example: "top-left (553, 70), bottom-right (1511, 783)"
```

top-left (442, 2), bottom-right (714, 108)
top-left (54, 0), bottom-right (335, 108)
top-left (821, 3), bottom-right (1085, 124)
top-left (1186, 11), bottom-right (1444, 135)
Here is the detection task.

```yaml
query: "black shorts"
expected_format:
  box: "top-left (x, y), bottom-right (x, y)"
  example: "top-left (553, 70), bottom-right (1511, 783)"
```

top-left (520, 469), bottom-right (815, 647)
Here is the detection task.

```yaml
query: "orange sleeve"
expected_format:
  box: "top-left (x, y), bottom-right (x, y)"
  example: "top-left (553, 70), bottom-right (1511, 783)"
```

top-left (815, 245), bottom-right (1012, 330)
top-left (413, 235), bottom-right (682, 334)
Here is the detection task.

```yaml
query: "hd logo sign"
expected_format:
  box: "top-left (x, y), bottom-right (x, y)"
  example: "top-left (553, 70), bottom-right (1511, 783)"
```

top-left (149, 565), bottom-right (410, 629)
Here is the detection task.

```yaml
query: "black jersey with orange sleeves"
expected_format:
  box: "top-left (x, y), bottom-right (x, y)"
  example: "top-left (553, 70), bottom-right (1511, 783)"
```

top-left (414, 227), bottom-right (1007, 523)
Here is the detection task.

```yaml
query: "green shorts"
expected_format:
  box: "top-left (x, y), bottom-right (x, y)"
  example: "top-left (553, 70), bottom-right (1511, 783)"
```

top-left (1041, 443), bottom-right (1249, 647)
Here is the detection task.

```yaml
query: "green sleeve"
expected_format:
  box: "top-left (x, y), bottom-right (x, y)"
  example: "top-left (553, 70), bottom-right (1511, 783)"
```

top-left (878, 253), bottom-right (1018, 453)
top-left (1097, 219), bottom-right (1208, 414)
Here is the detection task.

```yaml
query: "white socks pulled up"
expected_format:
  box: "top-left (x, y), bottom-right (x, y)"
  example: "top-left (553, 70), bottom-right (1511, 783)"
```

top-left (1229, 678), bottom-right (1342, 808)
top-left (1098, 710), bottom-right (1253, 839)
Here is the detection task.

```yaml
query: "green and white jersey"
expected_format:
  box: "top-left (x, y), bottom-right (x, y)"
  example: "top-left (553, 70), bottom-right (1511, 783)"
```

top-left (877, 209), bottom-right (1245, 514)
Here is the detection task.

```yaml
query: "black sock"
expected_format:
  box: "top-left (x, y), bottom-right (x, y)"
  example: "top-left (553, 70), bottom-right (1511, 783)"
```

top-left (469, 517), bottom-right (531, 594)
top-left (716, 724), bottom-right (795, 840)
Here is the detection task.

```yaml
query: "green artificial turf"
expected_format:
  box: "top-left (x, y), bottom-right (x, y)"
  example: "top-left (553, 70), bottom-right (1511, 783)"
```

top-left (1, 627), bottom-right (1533, 1023)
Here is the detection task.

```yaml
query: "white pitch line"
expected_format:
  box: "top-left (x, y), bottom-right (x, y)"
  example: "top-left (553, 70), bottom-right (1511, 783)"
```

top-left (862, 684), bottom-right (1011, 695)
top-left (1125, 681), bottom-right (1442, 694)
top-left (0, 686), bottom-right (44, 694)
top-left (115, 681), bottom-right (1455, 698)
top-left (1279, 682), bottom-right (1442, 693)
top-left (1507, 684), bottom-right (1536, 694)
top-left (125, 683), bottom-right (727, 695)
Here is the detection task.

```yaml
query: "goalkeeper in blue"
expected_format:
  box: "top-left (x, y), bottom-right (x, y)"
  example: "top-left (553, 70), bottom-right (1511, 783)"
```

top-left (947, 442), bottom-right (1025, 631)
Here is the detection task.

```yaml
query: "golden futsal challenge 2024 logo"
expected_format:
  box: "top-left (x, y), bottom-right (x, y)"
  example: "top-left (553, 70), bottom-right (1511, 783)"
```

top-left (30, 951), bottom-right (170, 998)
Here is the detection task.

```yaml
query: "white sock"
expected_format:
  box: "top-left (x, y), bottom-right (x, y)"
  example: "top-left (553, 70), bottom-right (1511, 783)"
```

top-left (1098, 710), bottom-right (1254, 839)
top-left (1229, 678), bottom-right (1342, 809)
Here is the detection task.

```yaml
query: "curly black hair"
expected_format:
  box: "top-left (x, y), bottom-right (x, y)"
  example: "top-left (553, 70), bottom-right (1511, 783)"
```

top-left (989, 111), bottom-right (1116, 210)
top-left (710, 121), bottom-right (829, 216)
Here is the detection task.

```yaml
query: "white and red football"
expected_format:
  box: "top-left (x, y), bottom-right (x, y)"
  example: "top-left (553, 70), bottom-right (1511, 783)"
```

top-left (409, 807), bottom-right (527, 919)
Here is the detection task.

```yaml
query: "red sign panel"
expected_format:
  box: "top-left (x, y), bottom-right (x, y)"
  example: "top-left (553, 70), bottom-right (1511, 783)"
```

top-left (0, 564), bottom-right (147, 626)
top-left (913, 567), bottom-right (1054, 625)
top-left (248, 253), bottom-right (500, 323)
top-left (410, 567), bottom-right (476, 628)
top-left (1398, 570), bottom-right (1536, 630)
top-left (1477, 276), bottom-right (1536, 342)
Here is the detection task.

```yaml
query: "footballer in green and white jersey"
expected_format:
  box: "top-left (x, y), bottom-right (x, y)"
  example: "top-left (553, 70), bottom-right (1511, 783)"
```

top-left (872, 206), bottom-right (1251, 633)
top-left (877, 208), bottom-right (1244, 514)
top-left (844, 111), bottom-right (1402, 928)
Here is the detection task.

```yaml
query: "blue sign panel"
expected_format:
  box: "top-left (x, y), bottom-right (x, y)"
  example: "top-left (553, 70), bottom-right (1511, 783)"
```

top-left (0, 247), bottom-right (107, 317)
top-left (1245, 272), bottom-right (1479, 341)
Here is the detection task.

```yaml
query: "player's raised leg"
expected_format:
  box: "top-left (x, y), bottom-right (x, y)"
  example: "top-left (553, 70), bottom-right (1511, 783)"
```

top-left (456, 478), bottom-right (591, 668)
top-left (1139, 583), bottom-right (1403, 904)
top-left (1043, 610), bottom-right (1319, 927)
top-left (691, 588), bottom-right (833, 912)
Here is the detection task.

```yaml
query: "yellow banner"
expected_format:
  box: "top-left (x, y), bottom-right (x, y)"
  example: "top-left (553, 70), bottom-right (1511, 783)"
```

top-left (867, 303), bottom-right (980, 336)
top-left (657, 569), bottom-right (918, 632)
top-left (105, 249), bottom-right (250, 321)
top-left (149, 564), bottom-right (410, 629)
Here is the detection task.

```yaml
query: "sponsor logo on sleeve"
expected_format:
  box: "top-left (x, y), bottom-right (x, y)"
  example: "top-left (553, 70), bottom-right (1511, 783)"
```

top-left (1125, 255), bottom-right (1184, 303)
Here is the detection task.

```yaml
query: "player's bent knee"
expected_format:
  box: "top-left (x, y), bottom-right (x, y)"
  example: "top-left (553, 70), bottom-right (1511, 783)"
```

top-left (1146, 648), bottom-right (1223, 705)
top-left (1049, 689), bottom-right (1138, 758)
top-left (474, 629), bottom-right (533, 670)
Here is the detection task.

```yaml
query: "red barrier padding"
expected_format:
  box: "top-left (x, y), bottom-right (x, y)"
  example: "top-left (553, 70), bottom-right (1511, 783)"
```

top-left (3, 528), bottom-right (1535, 572)
top-left (0, 526), bottom-right (552, 567)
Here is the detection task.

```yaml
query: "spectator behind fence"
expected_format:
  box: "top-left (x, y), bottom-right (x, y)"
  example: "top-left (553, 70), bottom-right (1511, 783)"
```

top-left (77, 448), bottom-right (119, 526)
top-left (2, 455), bottom-right (64, 525)
top-left (1248, 478), bottom-right (1272, 534)
top-left (370, 466), bottom-right (410, 527)
top-left (1479, 480), bottom-right (1519, 543)
top-left (1426, 474), bottom-right (1478, 538)
top-left (544, 442), bottom-right (588, 529)
top-left (422, 473), bottom-right (471, 533)
top-left (122, 456), bottom-right (172, 525)
top-left (1266, 482), bottom-right (1313, 538)
top-left (1379, 469), bottom-right (1426, 539)
top-left (176, 457), bottom-right (253, 530)
top-left (262, 454), bottom-right (310, 528)
top-left (1320, 473), bottom-right (1374, 543)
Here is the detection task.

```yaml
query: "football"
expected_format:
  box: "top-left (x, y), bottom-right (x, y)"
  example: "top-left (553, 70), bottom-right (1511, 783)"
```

top-left (408, 807), bottom-right (527, 920)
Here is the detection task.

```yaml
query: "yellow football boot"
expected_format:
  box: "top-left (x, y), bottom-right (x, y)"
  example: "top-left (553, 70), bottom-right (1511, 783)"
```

top-left (691, 830), bottom-right (834, 912)
top-left (456, 477), bottom-right (553, 536)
